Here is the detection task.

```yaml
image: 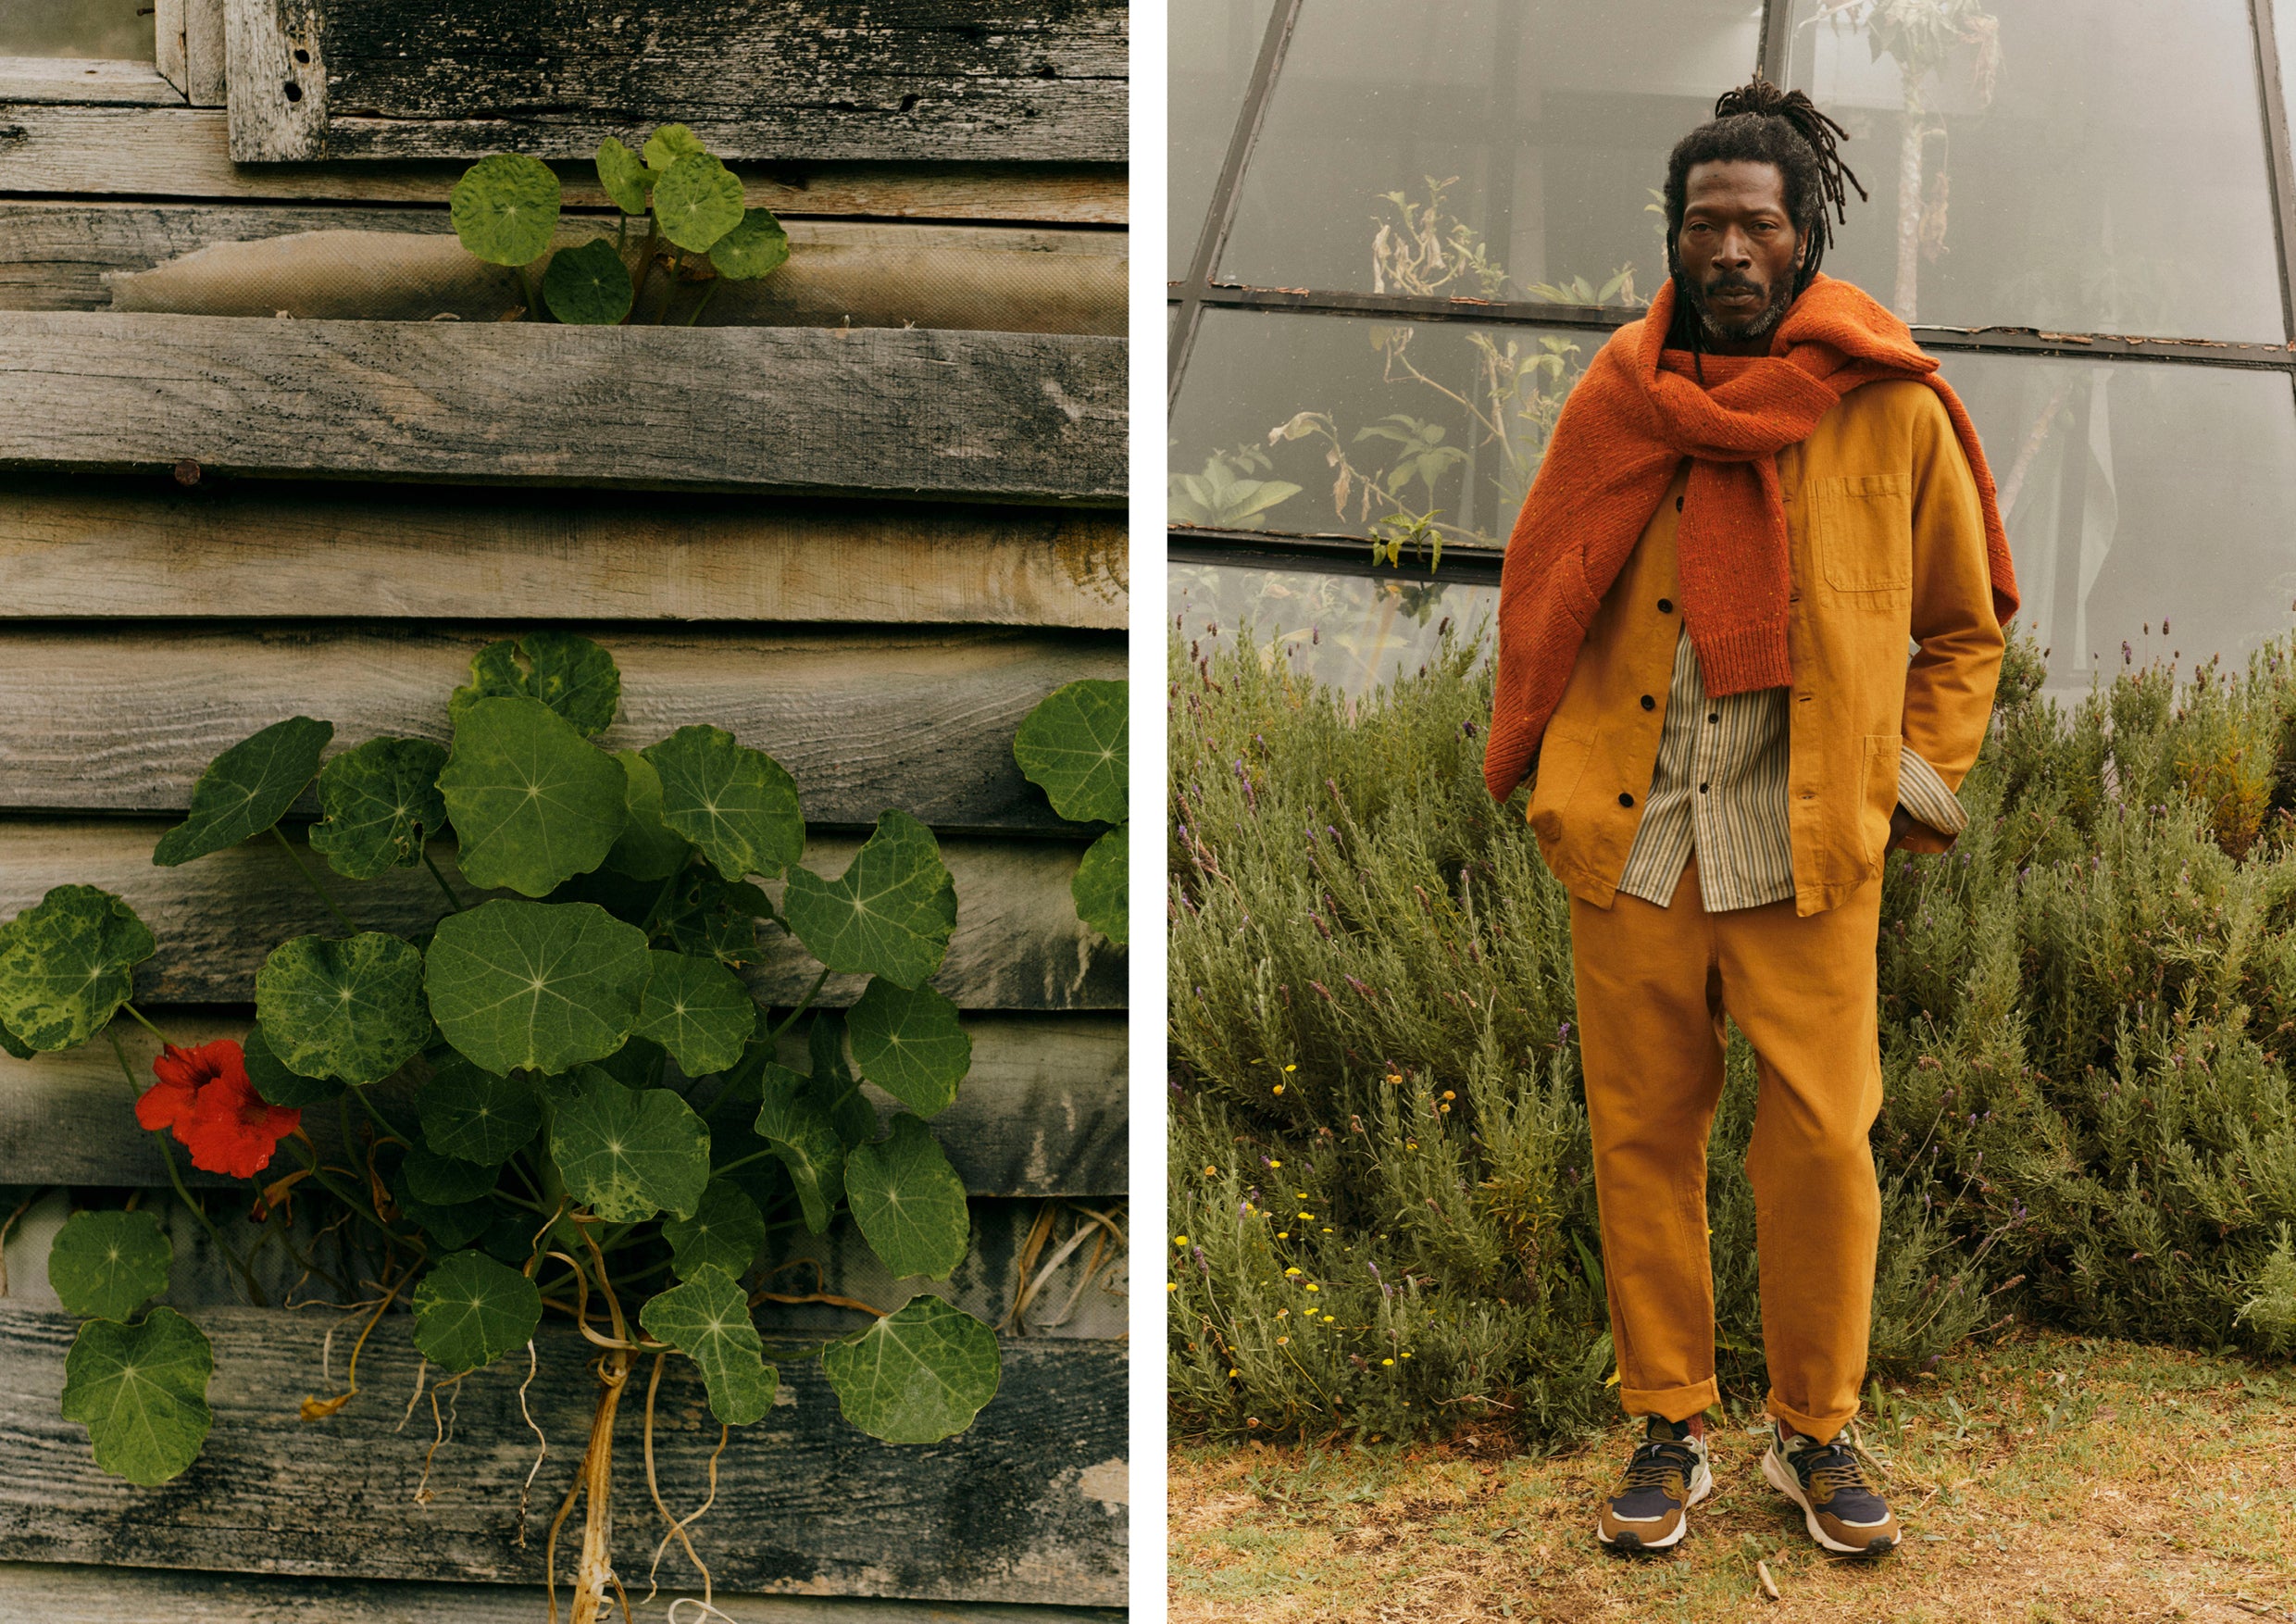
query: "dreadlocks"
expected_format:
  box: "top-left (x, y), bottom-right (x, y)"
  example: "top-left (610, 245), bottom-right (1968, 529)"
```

top-left (1661, 78), bottom-right (1868, 363)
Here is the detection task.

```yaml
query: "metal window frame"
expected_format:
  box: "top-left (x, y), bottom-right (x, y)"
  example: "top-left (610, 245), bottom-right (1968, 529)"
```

top-left (1169, 0), bottom-right (2296, 583)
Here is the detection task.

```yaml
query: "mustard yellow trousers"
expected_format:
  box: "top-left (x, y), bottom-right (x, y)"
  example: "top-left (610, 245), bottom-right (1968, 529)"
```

top-left (1567, 852), bottom-right (1885, 1443)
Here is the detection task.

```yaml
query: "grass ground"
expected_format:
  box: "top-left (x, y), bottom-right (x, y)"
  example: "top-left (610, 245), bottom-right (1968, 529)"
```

top-left (1169, 1322), bottom-right (2296, 1623)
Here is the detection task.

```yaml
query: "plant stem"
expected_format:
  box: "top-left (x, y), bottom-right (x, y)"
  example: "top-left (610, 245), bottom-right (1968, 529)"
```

top-left (766, 968), bottom-right (832, 1044)
top-left (708, 1148), bottom-right (774, 1180)
top-left (680, 281), bottom-right (718, 327)
top-left (421, 849), bottom-right (465, 913)
top-left (638, 863), bottom-right (688, 939)
top-left (109, 1029), bottom-right (268, 1305)
top-left (517, 262), bottom-right (542, 320)
top-left (119, 1001), bottom-right (179, 1049)
top-left (269, 826), bottom-right (356, 933)
top-left (621, 220), bottom-right (660, 326)
top-left (349, 1085), bottom-right (412, 1148)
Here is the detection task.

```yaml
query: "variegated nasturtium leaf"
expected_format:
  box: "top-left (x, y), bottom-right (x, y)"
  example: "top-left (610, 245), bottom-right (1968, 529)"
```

top-left (604, 750), bottom-right (691, 881)
top-left (643, 123), bottom-right (708, 171)
top-left (239, 1019), bottom-right (339, 1108)
top-left (596, 135), bottom-right (654, 214)
top-left (550, 1066), bottom-right (710, 1224)
top-left (153, 715), bottom-right (333, 868)
top-left (638, 1264), bottom-right (777, 1425)
top-left (754, 1062), bottom-right (846, 1233)
top-left (635, 951), bottom-right (756, 1076)
top-left (254, 932), bottom-right (429, 1086)
top-left (405, 1144), bottom-right (499, 1207)
top-left (0, 885), bottom-right (156, 1053)
top-left (543, 237), bottom-right (634, 326)
top-left (845, 979), bottom-right (970, 1117)
top-left (449, 152), bottom-right (561, 267)
top-left (308, 736), bottom-right (450, 881)
top-left (1073, 825), bottom-right (1127, 947)
top-left (643, 726), bottom-right (803, 882)
top-left (821, 1294), bottom-right (1001, 1444)
top-left (439, 696), bottom-right (627, 897)
top-left (60, 1308), bottom-right (212, 1485)
top-left (418, 1058), bottom-right (541, 1167)
top-left (0, 1017), bottom-right (30, 1060)
top-left (424, 900), bottom-right (650, 1075)
top-left (709, 207), bottom-right (790, 281)
top-left (1014, 679), bottom-right (1127, 825)
top-left (412, 1249), bottom-right (543, 1374)
top-left (49, 1209), bottom-right (171, 1322)
top-left (844, 1115), bottom-right (970, 1280)
top-left (662, 1178), bottom-right (767, 1280)
top-left (450, 631), bottom-right (621, 738)
top-left (781, 812), bottom-right (956, 989)
top-left (651, 152), bottom-right (745, 252)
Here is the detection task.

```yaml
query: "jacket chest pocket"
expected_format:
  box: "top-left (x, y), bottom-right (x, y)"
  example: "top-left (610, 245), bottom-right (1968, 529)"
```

top-left (1811, 472), bottom-right (1914, 595)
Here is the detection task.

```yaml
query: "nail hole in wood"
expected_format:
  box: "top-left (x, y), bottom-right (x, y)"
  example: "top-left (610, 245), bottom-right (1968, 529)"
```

top-left (282, 81), bottom-right (302, 101)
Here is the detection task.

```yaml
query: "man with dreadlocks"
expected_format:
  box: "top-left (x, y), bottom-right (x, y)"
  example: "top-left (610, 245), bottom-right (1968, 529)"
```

top-left (1483, 80), bottom-right (2019, 1557)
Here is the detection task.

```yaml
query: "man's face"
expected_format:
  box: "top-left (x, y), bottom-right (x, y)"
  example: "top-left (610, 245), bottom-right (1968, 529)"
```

top-left (1675, 160), bottom-right (1803, 352)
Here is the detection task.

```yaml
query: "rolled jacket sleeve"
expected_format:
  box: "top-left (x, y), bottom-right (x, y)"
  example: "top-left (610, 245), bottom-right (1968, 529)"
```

top-left (1895, 743), bottom-right (1968, 836)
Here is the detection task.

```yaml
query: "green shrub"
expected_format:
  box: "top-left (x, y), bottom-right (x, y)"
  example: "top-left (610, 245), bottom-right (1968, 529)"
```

top-left (1168, 619), bottom-right (2296, 1445)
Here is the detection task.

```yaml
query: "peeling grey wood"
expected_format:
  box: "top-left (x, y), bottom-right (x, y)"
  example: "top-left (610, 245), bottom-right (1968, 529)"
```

top-left (186, 0), bottom-right (229, 106)
top-left (0, 823), bottom-right (1124, 1011)
top-left (0, 475), bottom-right (1129, 627)
top-left (221, 0), bottom-right (1126, 165)
top-left (0, 624), bottom-right (1116, 832)
top-left (0, 314), bottom-right (1126, 502)
top-left (0, 58), bottom-right (183, 106)
top-left (0, 107), bottom-right (1128, 220)
top-left (0, 1564), bottom-right (1128, 1624)
top-left (0, 1011), bottom-right (1124, 1196)
top-left (0, 1305), bottom-right (1129, 1604)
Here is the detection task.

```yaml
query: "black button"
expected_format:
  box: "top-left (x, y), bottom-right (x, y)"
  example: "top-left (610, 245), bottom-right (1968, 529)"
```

top-left (1674, 495), bottom-right (1684, 512)
top-left (1657, 597), bottom-right (1673, 613)
top-left (1707, 712), bottom-right (1719, 723)
top-left (1699, 782), bottom-right (1710, 793)
top-left (1640, 694), bottom-right (1655, 711)
top-left (1617, 792), bottom-right (1635, 807)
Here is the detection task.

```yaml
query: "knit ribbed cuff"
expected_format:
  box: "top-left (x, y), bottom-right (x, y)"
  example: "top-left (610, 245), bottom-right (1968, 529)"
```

top-left (1689, 621), bottom-right (1793, 697)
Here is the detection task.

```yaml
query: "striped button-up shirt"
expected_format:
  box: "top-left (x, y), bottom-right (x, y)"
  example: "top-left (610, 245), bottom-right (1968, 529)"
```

top-left (1612, 623), bottom-right (1970, 913)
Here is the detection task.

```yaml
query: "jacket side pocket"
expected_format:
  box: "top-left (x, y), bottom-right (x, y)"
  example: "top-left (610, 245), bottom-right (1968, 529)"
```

top-left (1860, 732), bottom-right (1903, 870)
top-left (1527, 724), bottom-right (1596, 856)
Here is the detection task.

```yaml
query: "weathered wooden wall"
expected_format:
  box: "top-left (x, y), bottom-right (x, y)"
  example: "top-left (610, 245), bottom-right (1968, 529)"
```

top-left (0, 3), bottom-right (1129, 1614)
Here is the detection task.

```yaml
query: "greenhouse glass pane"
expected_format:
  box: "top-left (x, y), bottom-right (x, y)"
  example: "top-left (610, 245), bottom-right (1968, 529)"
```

top-left (1781, 0), bottom-right (2284, 343)
top-left (1940, 354), bottom-right (2296, 700)
top-left (1172, 0), bottom-right (1279, 280)
top-left (1168, 307), bottom-right (1607, 546)
top-left (0, 0), bottom-right (154, 58)
top-left (1217, 0), bottom-right (1760, 299)
top-left (1171, 560), bottom-right (1497, 697)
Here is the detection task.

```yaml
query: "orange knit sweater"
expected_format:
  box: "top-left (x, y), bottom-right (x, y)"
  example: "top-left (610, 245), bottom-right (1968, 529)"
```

top-left (1481, 273), bottom-right (2019, 803)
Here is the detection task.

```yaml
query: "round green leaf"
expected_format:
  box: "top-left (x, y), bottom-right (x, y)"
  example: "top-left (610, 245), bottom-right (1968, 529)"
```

top-left (636, 951), bottom-right (757, 1077)
top-left (638, 1264), bottom-right (776, 1425)
top-left (781, 812), bottom-right (955, 990)
top-left (255, 932), bottom-right (429, 1086)
top-left (449, 152), bottom-right (562, 267)
top-left (418, 1059), bottom-right (541, 1166)
top-left (425, 899), bottom-right (650, 1075)
top-left (405, 1144), bottom-right (499, 1206)
top-left (709, 207), bottom-right (789, 281)
top-left (49, 1209), bottom-right (171, 1322)
top-left (412, 1249), bottom-right (543, 1374)
top-left (806, 1010), bottom-right (877, 1148)
top-left (242, 1019), bottom-right (341, 1107)
top-left (450, 632), bottom-right (622, 738)
top-left (549, 1066), bottom-right (710, 1224)
top-left (1014, 679), bottom-right (1127, 825)
top-left (61, 1308), bottom-right (213, 1484)
top-left (604, 750), bottom-right (692, 881)
top-left (642, 123), bottom-right (708, 171)
top-left (1073, 824), bottom-right (1127, 947)
top-left (0, 885), bottom-right (156, 1053)
top-left (651, 152), bottom-right (744, 252)
top-left (439, 696), bottom-right (628, 898)
top-left (753, 1062), bottom-right (845, 1234)
top-left (662, 1177), bottom-right (767, 1281)
top-left (821, 1295), bottom-right (1001, 1444)
top-left (543, 236), bottom-right (634, 325)
top-left (393, 1179), bottom-right (496, 1251)
top-left (642, 725), bottom-right (804, 882)
top-left (844, 1115), bottom-right (969, 1281)
top-left (845, 979), bottom-right (970, 1117)
top-left (154, 716), bottom-right (333, 868)
top-left (308, 736), bottom-right (450, 881)
top-left (595, 135), bottom-right (654, 214)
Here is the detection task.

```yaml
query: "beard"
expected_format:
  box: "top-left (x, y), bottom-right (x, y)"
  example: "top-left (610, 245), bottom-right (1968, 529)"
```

top-left (1687, 267), bottom-right (1795, 344)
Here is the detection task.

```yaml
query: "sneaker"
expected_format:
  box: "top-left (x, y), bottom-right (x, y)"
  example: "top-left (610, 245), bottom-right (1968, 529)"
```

top-left (1595, 1415), bottom-right (1713, 1552)
top-left (1759, 1420), bottom-right (1902, 1556)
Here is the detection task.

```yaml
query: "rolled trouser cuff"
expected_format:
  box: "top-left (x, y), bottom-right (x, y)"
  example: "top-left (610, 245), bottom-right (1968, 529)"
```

top-left (1621, 1376), bottom-right (1721, 1425)
top-left (1766, 1389), bottom-right (1858, 1444)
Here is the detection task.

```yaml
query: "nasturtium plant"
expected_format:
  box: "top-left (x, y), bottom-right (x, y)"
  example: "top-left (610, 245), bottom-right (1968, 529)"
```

top-left (1017, 679), bottom-right (1130, 946)
top-left (449, 126), bottom-right (790, 325)
top-left (0, 632), bottom-right (1005, 1606)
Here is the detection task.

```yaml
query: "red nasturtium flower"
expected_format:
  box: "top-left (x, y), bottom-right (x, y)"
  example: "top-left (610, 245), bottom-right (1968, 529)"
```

top-left (135, 1040), bottom-right (301, 1180)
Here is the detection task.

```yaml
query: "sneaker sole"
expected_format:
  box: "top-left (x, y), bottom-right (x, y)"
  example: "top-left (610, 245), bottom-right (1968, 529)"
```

top-left (1596, 1459), bottom-right (1713, 1553)
top-left (1759, 1445), bottom-right (1899, 1557)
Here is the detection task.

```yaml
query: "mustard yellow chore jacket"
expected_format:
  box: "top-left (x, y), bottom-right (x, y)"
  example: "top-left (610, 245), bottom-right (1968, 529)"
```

top-left (1524, 378), bottom-right (2005, 918)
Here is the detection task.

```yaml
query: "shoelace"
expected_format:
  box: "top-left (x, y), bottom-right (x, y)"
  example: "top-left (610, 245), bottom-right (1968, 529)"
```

top-left (1620, 1438), bottom-right (1700, 1497)
top-left (1790, 1440), bottom-right (1870, 1500)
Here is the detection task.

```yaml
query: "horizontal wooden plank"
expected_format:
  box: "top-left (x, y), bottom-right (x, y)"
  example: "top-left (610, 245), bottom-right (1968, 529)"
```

top-left (226, 0), bottom-right (1125, 165)
top-left (0, 106), bottom-right (1128, 222)
top-left (0, 624), bottom-right (1120, 831)
top-left (0, 58), bottom-right (183, 106)
top-left (0, 1011), bottom-right (1125, 1197)
top-left (0, 823), bottom-right (1124, 1011)
top-left (0, 314), bottom-right (1126, 502)
top-left (0, 1564), bottom-right (1127, 1624)
top-left (0, 1305), bottom-right (1128, 1603)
